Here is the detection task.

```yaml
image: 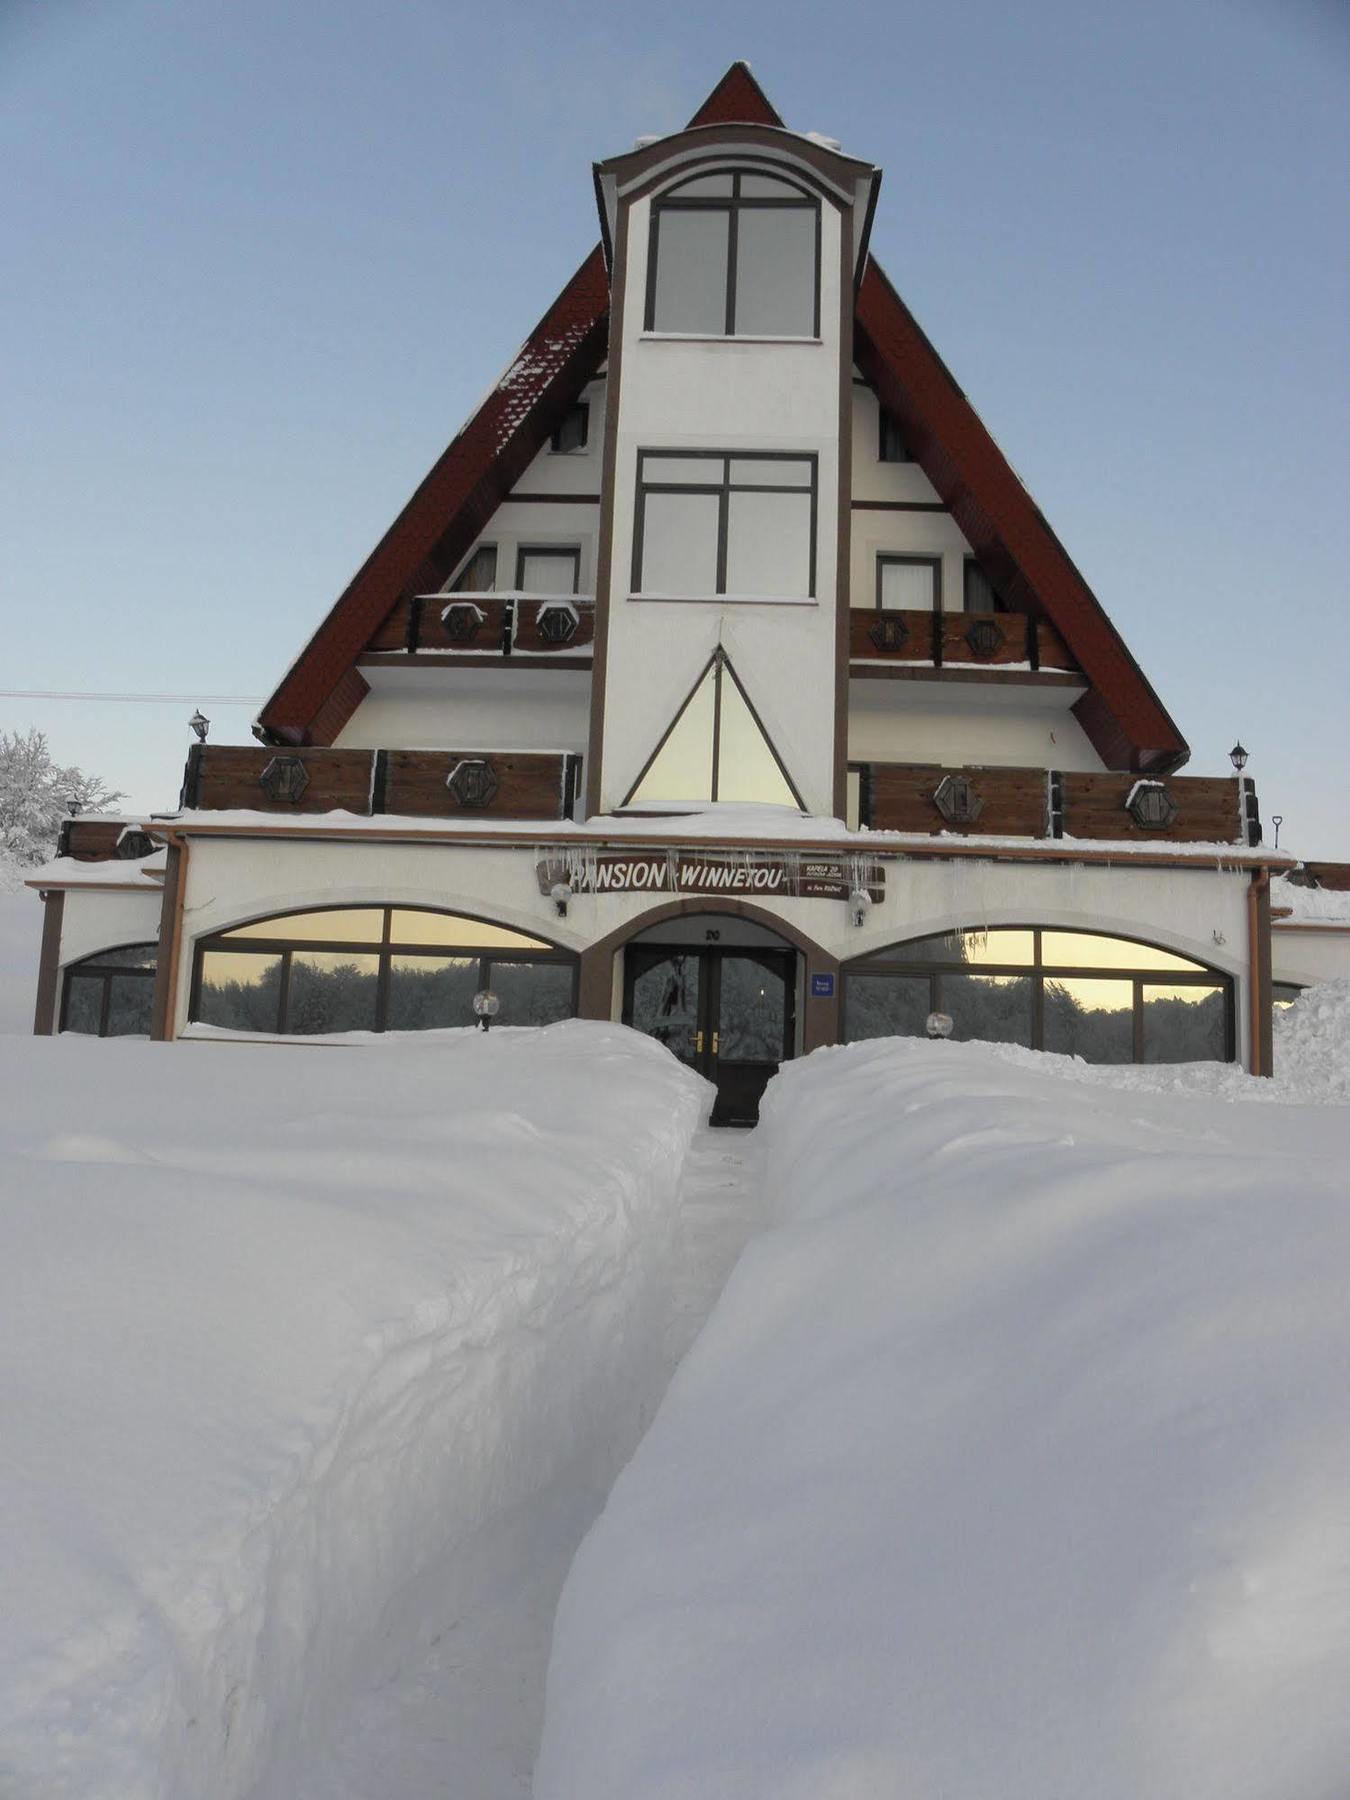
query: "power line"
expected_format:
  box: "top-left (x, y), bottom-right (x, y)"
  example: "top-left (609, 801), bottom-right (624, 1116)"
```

top-left (0, 689), bottom-right (262, 704)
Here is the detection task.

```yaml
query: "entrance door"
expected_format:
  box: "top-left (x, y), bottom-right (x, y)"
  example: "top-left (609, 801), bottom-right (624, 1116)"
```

top-left (624, 946), bottom-right (795, 1126)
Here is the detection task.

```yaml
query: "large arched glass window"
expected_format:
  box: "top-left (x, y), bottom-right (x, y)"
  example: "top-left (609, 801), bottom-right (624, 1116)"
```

top-left (645, 169), bottom-right (820, 338)
top-left (843, 927), bottom-right (1233, 1064)
top-left (191, 908), bottom-right (576, 1037)
top-left (61, 944), bottom-right (158, 1037)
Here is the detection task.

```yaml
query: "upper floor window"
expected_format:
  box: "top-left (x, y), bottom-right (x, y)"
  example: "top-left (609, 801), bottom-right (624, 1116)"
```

top-left (878, 407), bottom-right (911, 462)
top-left (550, 402), bottom-right (589, 454)
top-left (632, 450), bottom-right (817, 601)
top-left (516, 545), bottom-right (581, 595)
top-left (963, 557), bottom-right (1008, 612)
top-left (644, 170), bottom-right (820, 339)
top-left (451, 544), bottom-right (497, 593)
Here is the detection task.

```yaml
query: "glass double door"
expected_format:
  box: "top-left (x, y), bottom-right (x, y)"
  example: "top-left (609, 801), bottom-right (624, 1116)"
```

top-left (624, 946), bottom-right (796, 1126)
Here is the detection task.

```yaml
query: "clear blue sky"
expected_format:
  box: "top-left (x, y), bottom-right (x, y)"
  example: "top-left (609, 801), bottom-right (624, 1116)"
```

top-left (3, 0), bottom-right (1347, 852)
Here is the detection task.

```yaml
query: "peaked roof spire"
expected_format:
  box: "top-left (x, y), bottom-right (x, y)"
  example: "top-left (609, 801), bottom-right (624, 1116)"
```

top-left (686, 61), bottom-right (784, 129)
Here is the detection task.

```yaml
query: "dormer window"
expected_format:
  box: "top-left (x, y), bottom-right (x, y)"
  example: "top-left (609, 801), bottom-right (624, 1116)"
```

top-left (644, 170), bottom-right (820, 339)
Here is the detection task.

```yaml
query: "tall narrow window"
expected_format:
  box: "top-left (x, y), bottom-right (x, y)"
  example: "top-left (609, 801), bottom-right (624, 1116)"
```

top-left (646, 170), bottom-right (820, 338)
top-left (963, 558), bottom-right (1006, 612)
top-left (451, 545), bottom-right (497, 593)
top-left (633, 451), bottom-right (816, 601)
top-left (516, 546), bottom-right (580, 595)
top-left (877, 554), bottom-right (941, 613)
top-left (626, 650), bottom-right (803, 809)
top-left (550, 403), bottom-right (589, 454)
top-left (879, 407), bottom-right (910, 462)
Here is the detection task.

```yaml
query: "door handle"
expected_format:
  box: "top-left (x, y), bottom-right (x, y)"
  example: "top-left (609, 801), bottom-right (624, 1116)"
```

top-left (695, 1029), bottom-right (705, 1053)
top-left (712, 1031), bottom-right (720, 1056)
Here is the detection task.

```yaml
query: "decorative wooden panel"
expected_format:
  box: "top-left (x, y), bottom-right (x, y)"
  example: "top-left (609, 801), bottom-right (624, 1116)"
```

top-left (848, 609), bottom-right (935, 661)
top-left (416, 597), bottom-right (512, 654)
top-left (514, 599), bottom-right (596, 654)
top-left (382, 750), bottom-right (578, 821)
top-left (866, 764), bottom-right (1049, 836)
top-left (191, 747), bottom-right (376, 814)
top-left (1061, 773), bottom-right (1244, 844)
top-left (1302, 861), bottom-right (1350, 892)
top-left (60, 820), bottom-right (128, 861)
top-left (849, 608), bottom-right (1078, 674)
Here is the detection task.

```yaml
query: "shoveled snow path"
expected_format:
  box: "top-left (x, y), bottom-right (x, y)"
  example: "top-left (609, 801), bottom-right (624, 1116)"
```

top-left (248, 1126), bottom-right (764, 1800)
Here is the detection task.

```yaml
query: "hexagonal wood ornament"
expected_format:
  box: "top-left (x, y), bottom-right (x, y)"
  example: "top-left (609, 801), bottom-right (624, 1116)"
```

top-left (869, 614), bottom-right (909, 653)
top-left (259, 756), bottom-right (310, 804)
top-left (965, 617), bottom-right (1006, 659)
top-left (447, 758), bottom-right (499, 808)
top-left (537, 604), bottom-right (579, 646)
top-left (441, 602), bottom-right (485, 644)
top-left (932, 772), bottom-right (984, 825)
top-left (1126, 782), bottom-right (1179, 830)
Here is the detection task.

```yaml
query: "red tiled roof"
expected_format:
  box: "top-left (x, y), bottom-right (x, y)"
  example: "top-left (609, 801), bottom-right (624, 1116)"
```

top-left (259, 64), bottom-right (1186, 773)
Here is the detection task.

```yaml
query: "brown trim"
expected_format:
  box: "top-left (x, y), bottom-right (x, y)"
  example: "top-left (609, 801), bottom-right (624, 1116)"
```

top-left (850, 499), bottom-right (948, 513)
top-left (149, 842), bottom-right (186, 1042)
top-left (849, 664), bottom-right (1084, 688)
top-left (685, 62), bottom-right (785, 130)
top-left (32, 889), bottom-right (65, 1035)
top-left (1270, 921), bottom-right (1350, 934)
top-left (575, 895), bottom-right (840, 1051)
top-left (599, 124), bottom-right (874, 197)
top-left (833, 207), bottom-right (852, 821)
top-left (1248, 867), bottom-right (1273, 1077)
top-left (357, 652), bottom-right (593, 672)
top-left (499, 492), bottom-right (602, 505)
top-left (586, 195), bottom-right (628, 818)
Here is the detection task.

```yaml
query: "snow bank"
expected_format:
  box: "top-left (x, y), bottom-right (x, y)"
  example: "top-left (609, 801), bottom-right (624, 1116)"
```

top-left (537, 1037), bottom-right (1350, 1800)
top-left (0, 857), bottom-right (40, 1034)
top-left (0, 1021), bottom-right (705, 1799)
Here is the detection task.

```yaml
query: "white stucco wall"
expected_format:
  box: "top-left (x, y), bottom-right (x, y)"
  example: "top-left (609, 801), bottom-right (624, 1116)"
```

top-left (57, 887), bottom-right (163, 969)
top-left (595, 190), bottom-right (847, 816)
top-left (850, 381), bottom-right (944, 507)
top-left (334, 668), bottom-right (591, 762)
top-left (1272, 926), bottom-right (1350, 988)
top-left (847, 680), bottom-right (1104, 771)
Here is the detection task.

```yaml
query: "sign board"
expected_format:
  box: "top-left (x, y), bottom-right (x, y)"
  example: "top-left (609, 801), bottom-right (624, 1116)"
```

top-left (536, 852), bottom-right (883, 903)
top-left (810, 972), bottom-right (836, 998)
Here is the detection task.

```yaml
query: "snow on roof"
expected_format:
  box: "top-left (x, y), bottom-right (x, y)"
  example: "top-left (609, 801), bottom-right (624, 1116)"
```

top-left (24, 851), bottom-right (167, 890)
top-left (1272, 874), bottom-right (1350, 927)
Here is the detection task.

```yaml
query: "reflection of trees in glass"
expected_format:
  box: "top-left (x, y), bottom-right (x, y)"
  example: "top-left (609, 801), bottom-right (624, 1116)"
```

top-left (197, 959), bottom-right (284, 1032)
top-left (717, 957), bottom-right (785, 1061)
top-left (105, 975), bottom-right (154, 1036)
top-left (62, 977), bottom-right (104, 1035)
top-left (489, 962), bottom-right (575, 1028)
top-left (286, 958), bottom-right (380, 1035)
top-left (944, 974), bottom-right (1033, 1046)
top-left (843, 974), bottom-right (930, 1043)
top-left (1142, 989), bottom-right (1225, 1063)
top-left (631, 956), bottom-right (698, 1054)
top-left (386, 959), bottom-right (478, 1031)
top-left (1043, 980), bottom-right (1133, 1063)
top-left (61, 947), bottom-right (157, 1037)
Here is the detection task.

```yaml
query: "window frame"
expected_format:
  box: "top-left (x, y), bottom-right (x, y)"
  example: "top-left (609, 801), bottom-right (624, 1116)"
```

top-left (631, 448), bottom-right (818, 602)
top-left (876, 553), bottom-right (943, 614)
top-left (59, 943), bottom-right (158, 1037)
top-left (449, 543), bottom-right (498, 594)
top-left (190, 905), bottom-right (578, 1037)
top-left (878, 406), bottom-right (911, 463)
top-left (515, 544), bottom-right (582, 595)
top-left (842, 926), bottom-right (1235, 1064)
top-left (549, 402), bottom-right (590, 455)
top-left (622, 647), bottom-right (805, 810)
top-left (643, 168), bottom-right (823, 340)
top-left (963, 555), bottom-right (1008, 614)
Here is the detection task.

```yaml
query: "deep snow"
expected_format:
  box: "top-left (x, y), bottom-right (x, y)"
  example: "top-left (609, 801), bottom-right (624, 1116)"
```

top-left (536, 1030), bottom-right (1350, 1800)
top-left (0, 1022), bottom-right (705, 1800)
top-left (0, 862), bottom-right (40, 1034)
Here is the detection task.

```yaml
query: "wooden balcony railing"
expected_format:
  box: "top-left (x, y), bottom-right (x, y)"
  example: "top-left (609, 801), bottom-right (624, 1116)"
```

top-left (853, 762), bottom-right (1262, 846)
top-left (180, 745), bottom-right (583, 821)
top-left (849, 608), bottom-right (1078, 676)
top-left (364, 593), bottom-right (596, 661)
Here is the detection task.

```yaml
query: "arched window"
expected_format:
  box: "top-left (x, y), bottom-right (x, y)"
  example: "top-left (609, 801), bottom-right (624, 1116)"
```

top-left (61, 943), bottom-right (158, 1037)
top-left (843, 927), bottom-right (1233, 1065)
top-left (191, 907), bottom-right (576, 1037)
top-left (645, 169), bottom-right (820, 338)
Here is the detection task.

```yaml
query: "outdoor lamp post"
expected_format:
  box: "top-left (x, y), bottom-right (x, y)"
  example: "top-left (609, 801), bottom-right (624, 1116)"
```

top-left (926, 1011), bottom-right (954, 1040)
top-left (472, 990), bottom-right (500, 1033)
top-left (190, 710), bottom-right (210, 743)
top-left (66, 793), bottom-right (80, 817)
top-left (1229, 741), bottom-right (1249, 773)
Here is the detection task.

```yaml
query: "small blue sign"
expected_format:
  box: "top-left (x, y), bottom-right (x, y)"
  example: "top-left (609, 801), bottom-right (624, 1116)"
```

top-left (810, 972), bottom-right (835, 998)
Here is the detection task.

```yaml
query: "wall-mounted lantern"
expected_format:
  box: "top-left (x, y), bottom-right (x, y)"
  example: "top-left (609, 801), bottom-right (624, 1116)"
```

top-left (1229, 741), bottom-right (1248, 773)
top-left (849, 887), bottom-right (873, 928)
top-left (190, 710), bottom-right (210, 743)
top-left (550, 881), bottom-right (573, 919)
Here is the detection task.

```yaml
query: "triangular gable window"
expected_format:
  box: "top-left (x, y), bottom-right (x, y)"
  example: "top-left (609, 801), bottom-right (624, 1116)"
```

top-left (625, 650), bottom-right (803, 809)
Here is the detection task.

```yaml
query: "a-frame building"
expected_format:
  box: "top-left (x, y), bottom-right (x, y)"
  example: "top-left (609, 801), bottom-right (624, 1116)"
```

top-left (31, 63), bottom-right (1289, 1103)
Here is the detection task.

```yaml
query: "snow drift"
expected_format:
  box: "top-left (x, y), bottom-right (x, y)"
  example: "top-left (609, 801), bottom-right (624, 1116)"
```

top-left (536, 1035), bottom-right (1350, 1800)
top-left (0, 1022), bottom-right (704, 1799)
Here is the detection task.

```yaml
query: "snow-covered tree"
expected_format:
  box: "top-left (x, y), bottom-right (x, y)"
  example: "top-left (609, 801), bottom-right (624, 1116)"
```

top-left (0, 728), bottom-right (125, 866)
